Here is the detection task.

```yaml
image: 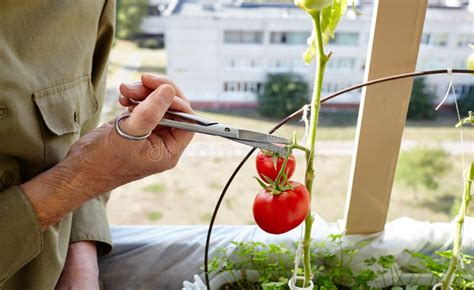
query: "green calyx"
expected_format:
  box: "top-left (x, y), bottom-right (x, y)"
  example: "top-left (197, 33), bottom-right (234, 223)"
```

top-left (294, 0), bottom-right (334, 13)
top-left (254, 175), bottom-right (293, 196)
top-left (456, 111), bottom-right (474, 128)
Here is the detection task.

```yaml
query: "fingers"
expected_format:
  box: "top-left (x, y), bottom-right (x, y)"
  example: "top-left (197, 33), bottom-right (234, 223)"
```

top-left (119, 74), bottom-right (190, 110)
top-left (119, 81), bottom-right (152, 106)
top-left (119, 85), bottom-right (175, 137)
top-left (169, 96), bottom-right (194, 114)
top-left (141, 73), bottom-right (189, 103)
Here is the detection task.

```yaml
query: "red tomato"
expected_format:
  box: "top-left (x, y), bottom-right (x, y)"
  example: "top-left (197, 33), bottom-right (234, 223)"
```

top-left (253, 181), bottom-right (310, 234)
top-left (256, 150), bottom-right (296, 183)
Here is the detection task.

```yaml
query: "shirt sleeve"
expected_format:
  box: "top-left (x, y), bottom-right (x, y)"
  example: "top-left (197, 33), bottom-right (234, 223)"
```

top-left (0, 186), bottom-right (42, 284)
top-left (69, 0), bottom-right (115, 257)
top-left (69, 194), bottom-right (112, 256)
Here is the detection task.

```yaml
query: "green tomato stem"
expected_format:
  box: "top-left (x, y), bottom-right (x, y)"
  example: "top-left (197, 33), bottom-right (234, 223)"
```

top-left (441, 162), bottom-right (474, 290)
top-left (273, 137), bottom-right (310, 193)
top-left (273, 149), bottom-right (293, 192)
top-left (301, 11), bottom-right (329, 288)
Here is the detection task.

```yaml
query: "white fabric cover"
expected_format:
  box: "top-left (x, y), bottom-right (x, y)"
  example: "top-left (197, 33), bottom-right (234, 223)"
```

top-left (99, 215), bottom-right (474, 290)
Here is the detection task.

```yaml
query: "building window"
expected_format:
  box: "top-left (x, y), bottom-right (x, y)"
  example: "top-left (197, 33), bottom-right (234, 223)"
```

top-left (454, 59), bottom-right (468, 69)
top-left (326, 57), bottom-right (356, 71)
top-left (223, 81), bottom-right (262, 93)
top-left (419, 58), bottom-right (444, 70)
top-left (322, 82), bottom-right (354, 94)
top-left (458, 34), bottom-right (474, 47)
top-left (329, 32), bottom-right (359, 46)
top-left (421, 33), bottom-right (449, 47)
top-left (224, 31), bottom-right (263, 44)
top-left (455, 84), bottom-right (473, 97)
top-left (270, 58), bottom-right (293, 70)
top-left (225, 57), bottom-right (262, 70)
top-left (270, 32), bottom-right (308, 45)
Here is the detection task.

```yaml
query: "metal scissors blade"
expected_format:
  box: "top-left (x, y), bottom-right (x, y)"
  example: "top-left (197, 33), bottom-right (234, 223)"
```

top-left (224, 138), bottom-right (288, 155)
top-left (159, 111), bottom-right (290, 155)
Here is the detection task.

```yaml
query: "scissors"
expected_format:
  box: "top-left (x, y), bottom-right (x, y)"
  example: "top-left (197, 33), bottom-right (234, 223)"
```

top-left (160, 110), bottom-right (291, 156)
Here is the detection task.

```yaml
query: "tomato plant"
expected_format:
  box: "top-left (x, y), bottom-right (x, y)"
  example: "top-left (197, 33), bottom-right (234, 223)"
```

top-left (253, 181), bottom-right (310, 235)
top-left (256, 150), bottom-right (296, 183)
top-left (294, 0), bottom-right (333, 12)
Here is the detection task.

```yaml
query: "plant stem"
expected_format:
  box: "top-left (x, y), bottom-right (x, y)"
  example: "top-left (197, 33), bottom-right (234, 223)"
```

top-left (301, 10), bottom-right (329, 288)
top-left (273, 138), bottom-right (310, 193)
top-left (441, 162), bottom-right (474, 290)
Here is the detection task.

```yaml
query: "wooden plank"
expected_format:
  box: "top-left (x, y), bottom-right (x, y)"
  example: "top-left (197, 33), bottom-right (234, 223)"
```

top-left (343, 0), bottom-right (428, 235)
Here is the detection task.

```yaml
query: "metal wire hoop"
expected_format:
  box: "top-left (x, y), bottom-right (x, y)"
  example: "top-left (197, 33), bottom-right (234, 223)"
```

top-left (203, 69), bottom-right (474, 289)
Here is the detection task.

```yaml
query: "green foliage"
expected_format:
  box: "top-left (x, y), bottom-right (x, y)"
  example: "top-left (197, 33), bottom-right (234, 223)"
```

top-left (258, 73), bottom-right (309, 118)
top-left (320, 0), bottom-right (348, 44)
top-left (303, 0), bottom-right (348, 64)
top-left (405, 250), bottom-right (474, 289)
top-left (208, 235), bottom-right (377, 289)
top-left (457, 86), bottom-right (474, 117)
top-left (143, 182), bottom-right (166, 193)
top-left (116, 0), bottom-right (149, 39)
top-left (407, 78), bottom-right (437, 120)
top-left (147, 211), bottom-right (162, 221)
top-left (395, 146), bottom-right (451, 193)
top-left (207, 237), bottom-right (474, 289)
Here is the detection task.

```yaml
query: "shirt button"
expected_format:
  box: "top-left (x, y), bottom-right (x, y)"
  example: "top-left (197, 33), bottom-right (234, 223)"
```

top-left (0, 106), bottom-right (7, 119)
top-left (2, 170), bottom-right (14, 186)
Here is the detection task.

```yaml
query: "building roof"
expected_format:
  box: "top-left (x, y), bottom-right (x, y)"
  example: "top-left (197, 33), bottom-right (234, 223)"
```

top-left (168, 0), bottom-right (473, 19)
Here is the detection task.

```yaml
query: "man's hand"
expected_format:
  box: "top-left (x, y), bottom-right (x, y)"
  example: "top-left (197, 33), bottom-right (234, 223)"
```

top-left (22, 74), bottom-right (194, 230)
top-left (55, 241), bottom-right (99, 290)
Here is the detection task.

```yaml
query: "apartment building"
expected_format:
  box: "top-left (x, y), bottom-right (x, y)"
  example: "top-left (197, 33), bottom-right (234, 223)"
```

top-left (148, 0), bottom-right (474, 108)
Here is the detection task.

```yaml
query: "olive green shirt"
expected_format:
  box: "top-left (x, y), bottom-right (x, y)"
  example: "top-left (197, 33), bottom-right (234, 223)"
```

top-left (0, 1), bottom-right (115, 289)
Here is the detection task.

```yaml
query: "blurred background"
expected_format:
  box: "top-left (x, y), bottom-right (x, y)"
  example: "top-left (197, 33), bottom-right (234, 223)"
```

top-left (104, 0), bottom-right (474, 226)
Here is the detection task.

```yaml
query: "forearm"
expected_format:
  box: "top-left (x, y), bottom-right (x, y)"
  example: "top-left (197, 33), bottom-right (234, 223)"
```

top-left (66, 241), bottom-right (99, 270)
top-left (56, 241), bottom-right (100, 290)
top-left (21, 160), bottom-right (96, 231)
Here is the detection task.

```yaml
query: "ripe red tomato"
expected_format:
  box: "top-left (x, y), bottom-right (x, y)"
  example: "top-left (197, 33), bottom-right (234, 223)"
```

top-left (253, 181), bottom-right (310, 234)
top-left (256, 150), bottom-right (296, 183)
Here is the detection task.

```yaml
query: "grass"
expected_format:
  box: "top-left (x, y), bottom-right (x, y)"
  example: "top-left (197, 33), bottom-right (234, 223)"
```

top-left (199, 213), bottom-right (213, 223)
top-left (143, 183), bottom-right (166, 193)
top-left (208, 182), bottom-right (222, 190)
top-left (147, 211), bottom-right (163, 221)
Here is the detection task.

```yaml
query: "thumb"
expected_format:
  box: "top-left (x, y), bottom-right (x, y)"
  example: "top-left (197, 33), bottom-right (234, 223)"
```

top-left (120, 84), bottom-right (175, 137)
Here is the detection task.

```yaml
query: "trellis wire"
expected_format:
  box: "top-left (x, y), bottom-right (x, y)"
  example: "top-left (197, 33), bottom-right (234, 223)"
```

top-left (203, 69), bottom-right (474, 289)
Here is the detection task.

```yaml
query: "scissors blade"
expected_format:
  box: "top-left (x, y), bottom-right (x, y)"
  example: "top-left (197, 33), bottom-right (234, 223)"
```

top-left (159, 119), bottom-right (239, 138)
top-left (236, 129), bottom-right (291, 145)
top-left (225, 138), bottom-right (288, 155)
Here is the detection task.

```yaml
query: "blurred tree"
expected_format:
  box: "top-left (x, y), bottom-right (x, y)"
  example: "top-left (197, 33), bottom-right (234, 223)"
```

top-left (116, 0), bottom-right (149, 39)
top-left (457, 86), bottom-right (474, 116)
top-left (407, 77), bottom-right (437, 120)
top-left (396, 146), bottom-right (451, 200)
top-left (258, 73), bottom-right (309, 118)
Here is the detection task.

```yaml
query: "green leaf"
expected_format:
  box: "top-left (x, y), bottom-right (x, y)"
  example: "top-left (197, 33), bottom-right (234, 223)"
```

top-left (351, 0), bottom-right (362, 16)
top-left (328, 233), bottom-right (343, 242)
top-left (272, 155), bottom-right (279, 169)
top-left (303, 32), bottom-right (317, 65)
top-left (254, 176), bottom-right (270, 190)
top-left (262, 175), bottom-right (276, 187)
top-left (320, 0), bottom-right (348, 44)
